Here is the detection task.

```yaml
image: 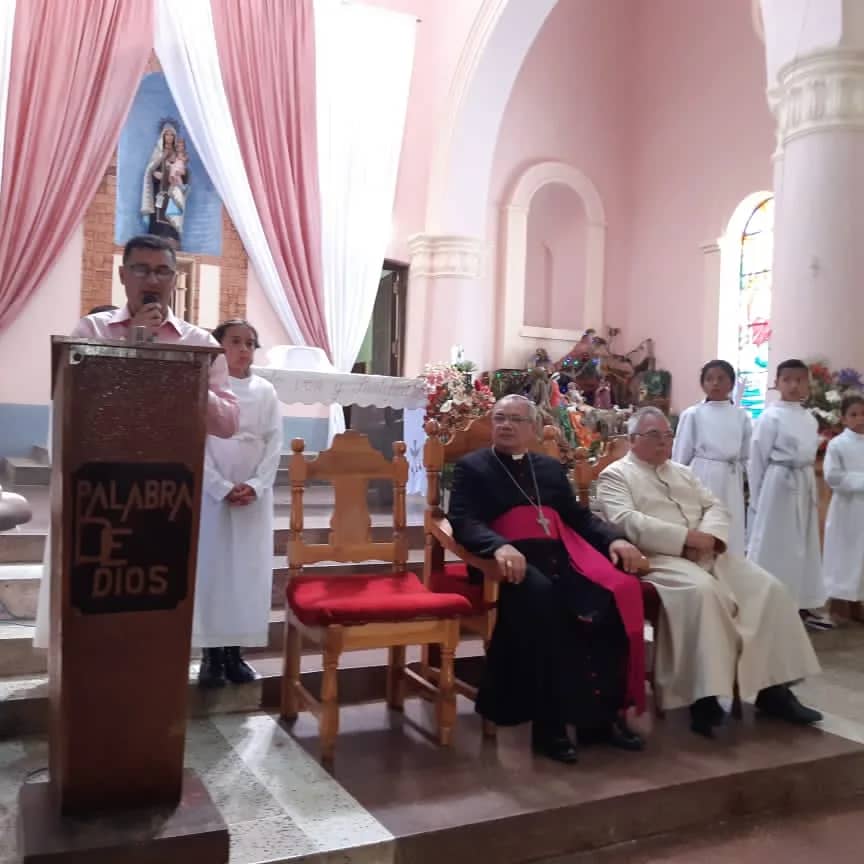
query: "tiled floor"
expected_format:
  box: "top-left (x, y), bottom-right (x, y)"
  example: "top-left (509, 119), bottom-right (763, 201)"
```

top-left (0, 714), bottom-right (395, 864)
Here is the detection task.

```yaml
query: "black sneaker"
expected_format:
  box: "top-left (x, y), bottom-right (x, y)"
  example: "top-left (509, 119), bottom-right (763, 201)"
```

top-left (224, 646), bottom-right (257, 684)
top-left (198, 648), bottom-right (227, 689)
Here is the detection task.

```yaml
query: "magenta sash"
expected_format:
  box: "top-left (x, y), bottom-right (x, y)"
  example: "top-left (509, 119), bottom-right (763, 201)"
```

top-left (491, 505), bottom-right (646, 714)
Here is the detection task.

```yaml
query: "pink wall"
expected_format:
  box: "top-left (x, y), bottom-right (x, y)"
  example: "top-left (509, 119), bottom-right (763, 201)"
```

top-left (359, 0), bottom-right (486, 262)
top-left (622, 0), bottom-right (774, 409)
top-left (488, 0), bottom-right (635, 358)
top-left (489, 0), bottom-right (773, 410)
top-left (0, 226), bottom-right (82, 405)
top-left (524, 184), bottom-right (586, 330)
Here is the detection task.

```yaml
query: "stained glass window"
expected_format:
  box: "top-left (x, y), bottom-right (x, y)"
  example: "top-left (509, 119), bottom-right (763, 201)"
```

top-left (737, 196), bottom-right (773, 418)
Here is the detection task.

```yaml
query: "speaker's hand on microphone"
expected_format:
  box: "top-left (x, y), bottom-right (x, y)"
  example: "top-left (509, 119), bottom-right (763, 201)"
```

top-left (128, 302), bottom-right (164, 335)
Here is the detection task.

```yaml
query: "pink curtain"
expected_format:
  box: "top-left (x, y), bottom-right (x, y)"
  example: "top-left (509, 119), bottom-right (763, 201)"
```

top-left (212, 0), bottom-right (331, 355)
top-left (0, 0), bottom-right (153, 333)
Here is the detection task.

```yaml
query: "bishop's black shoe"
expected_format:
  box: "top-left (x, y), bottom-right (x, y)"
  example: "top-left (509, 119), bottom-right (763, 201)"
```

top-left (198, 648), bottom-right (227, 689)
top-left (756, 685), bottom-right (823, 725)
top-left (690, 696), bottom-right (724, 738)
top-left (224, 646), bottom-right (257, 684)
top-left (531, 723), bottom-right (579, 764)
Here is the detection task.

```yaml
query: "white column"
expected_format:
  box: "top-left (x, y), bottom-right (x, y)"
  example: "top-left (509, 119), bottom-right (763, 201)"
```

top-left (768, 50), bottom-right (864, 372)
top-left (404, 234), bottom-right (486, 375)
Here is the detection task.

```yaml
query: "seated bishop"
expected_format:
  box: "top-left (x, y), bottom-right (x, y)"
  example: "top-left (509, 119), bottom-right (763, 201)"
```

top-left (448, 395), bottom-right (648, 764)
top-left (596, 407), bottom-right (822, 737)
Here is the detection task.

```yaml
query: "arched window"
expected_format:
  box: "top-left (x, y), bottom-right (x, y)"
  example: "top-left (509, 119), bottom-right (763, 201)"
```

top-left (736, 196), bottom-right (773, 418)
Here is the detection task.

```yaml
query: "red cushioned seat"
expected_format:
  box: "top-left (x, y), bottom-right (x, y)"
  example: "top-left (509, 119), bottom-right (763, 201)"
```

top-left (428, 562), bottom-right (487, 613)
top-left (287, 571), bottom-right (473, 627)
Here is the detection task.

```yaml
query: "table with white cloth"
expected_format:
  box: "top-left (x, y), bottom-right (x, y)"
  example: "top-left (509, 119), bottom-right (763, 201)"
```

top-left (252, 348), bottom-right (428, 496)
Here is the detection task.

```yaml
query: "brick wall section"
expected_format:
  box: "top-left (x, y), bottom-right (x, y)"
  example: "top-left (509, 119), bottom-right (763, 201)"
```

top-left (81, 53), bottom-right (249, 325)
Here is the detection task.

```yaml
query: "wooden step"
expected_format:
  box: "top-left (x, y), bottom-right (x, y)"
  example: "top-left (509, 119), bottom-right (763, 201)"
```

top-left (1, 457), bottom-right (51, 487)
top-left (0, 621), bottom-right (43, 676)
top-left (0, 641), bottom-right (487, 739)
top-left (0, 563), bottom-right (41, 619)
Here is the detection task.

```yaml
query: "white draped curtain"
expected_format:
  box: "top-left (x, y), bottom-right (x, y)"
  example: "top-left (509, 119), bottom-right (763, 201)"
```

top-left (0, 0), bottom-right (16, 198)
top-left (313, 0), bottom-right (416, 440)
top-left (153, 0), bottom-right (306, 346)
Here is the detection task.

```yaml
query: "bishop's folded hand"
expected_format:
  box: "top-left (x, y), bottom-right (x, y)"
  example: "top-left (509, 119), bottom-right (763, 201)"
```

top-left (493, 543), bottom-right (527, 584)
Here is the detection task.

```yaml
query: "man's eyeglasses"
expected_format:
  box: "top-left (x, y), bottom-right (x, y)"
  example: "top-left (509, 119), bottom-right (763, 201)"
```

top-left (127, 264), bottom-right (176, 282)
top-left (635, 431), bottom-right (675, 442)
top-left (492, 413), bottom-right (532, 425)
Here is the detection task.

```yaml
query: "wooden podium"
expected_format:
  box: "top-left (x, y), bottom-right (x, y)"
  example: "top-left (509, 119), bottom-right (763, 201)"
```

top-left (18, 338), bottom-right (229, 863)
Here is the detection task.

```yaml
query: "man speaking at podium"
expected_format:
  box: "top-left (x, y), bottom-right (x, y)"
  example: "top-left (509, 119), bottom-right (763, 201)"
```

top-left (70, 234), bottom-right (238, 438)
top-left (33, 234), bottom-right (238, 648)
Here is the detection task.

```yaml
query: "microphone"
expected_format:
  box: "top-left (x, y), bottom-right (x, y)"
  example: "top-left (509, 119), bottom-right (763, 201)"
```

top-left (142, 292), bottom-right (160, 306)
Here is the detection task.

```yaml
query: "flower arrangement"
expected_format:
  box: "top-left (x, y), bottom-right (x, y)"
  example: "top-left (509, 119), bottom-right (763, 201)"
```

top-left (805, 359), bottom-right (863, 441)
top-left (419, 362), bottom-right (495, 440)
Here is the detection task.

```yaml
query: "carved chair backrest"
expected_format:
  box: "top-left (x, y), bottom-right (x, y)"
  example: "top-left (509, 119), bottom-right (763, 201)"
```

top-left (423, 414), bottom-right (561, 511)
top-left (570, 436), bottom-right (630, 507)
top-left (288, 431), bottom-right (408, 574)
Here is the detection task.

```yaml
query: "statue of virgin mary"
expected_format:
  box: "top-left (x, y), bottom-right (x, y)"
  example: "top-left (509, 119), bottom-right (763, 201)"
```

top-left (140, 122), bottom-right (190, 248)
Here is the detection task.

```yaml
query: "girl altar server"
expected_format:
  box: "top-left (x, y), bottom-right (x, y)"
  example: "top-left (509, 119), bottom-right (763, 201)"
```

top-left (672, 360), bottom-right (751, 557)
top-left (821, 394), bottom-right (864, 621)
top-left (195, 319), bottom-right (282, 687)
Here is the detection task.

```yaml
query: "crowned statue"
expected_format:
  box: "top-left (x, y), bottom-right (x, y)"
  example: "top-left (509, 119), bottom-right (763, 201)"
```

top-left (141, 121), bottom-right (190, 249)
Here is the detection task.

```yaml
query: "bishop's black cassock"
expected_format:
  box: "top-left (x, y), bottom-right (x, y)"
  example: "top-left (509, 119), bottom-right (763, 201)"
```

top-left (449, 448), bottom-right (642, 733)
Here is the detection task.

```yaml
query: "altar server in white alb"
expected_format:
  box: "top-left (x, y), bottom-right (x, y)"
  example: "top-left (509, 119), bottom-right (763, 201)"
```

top-left (821, 394), bottom-right (864, 617)
top-left (194, 319), bottom-right (282, 688)
top-left (672, 360), bottom-right (751, 558)
top-left (747, 359), bottom-right (829, 628)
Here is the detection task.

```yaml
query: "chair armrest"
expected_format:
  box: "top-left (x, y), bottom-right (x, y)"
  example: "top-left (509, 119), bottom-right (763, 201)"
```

top-left (427, 513), bottom-right (501, 606)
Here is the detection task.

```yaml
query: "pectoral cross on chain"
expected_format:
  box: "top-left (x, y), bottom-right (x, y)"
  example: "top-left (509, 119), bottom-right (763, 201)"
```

top-left (536, 512), bottom-right (551, 536)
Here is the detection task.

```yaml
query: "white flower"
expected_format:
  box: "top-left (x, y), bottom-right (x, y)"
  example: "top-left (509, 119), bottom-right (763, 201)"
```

top-left (826, 389), bottom-right (842, 404)
top-left (440, 400), bottom-right (453, 413)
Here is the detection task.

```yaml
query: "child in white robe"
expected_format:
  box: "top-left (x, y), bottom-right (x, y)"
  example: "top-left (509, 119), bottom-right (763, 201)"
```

top-left (194, 319), bottom-right (282, 687)
top-left (748, 358), bottom-right (830, 629)
top-left (673, 360), bottom-right (751, 557)
top-left (821, 393), bottom-right (864, 620)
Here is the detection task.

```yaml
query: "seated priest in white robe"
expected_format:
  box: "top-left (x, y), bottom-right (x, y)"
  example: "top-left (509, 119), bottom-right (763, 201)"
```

top-left (596, 407), bottom-right (822, 737)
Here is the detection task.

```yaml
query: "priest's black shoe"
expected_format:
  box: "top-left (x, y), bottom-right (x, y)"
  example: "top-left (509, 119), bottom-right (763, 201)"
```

top-left (690, 697), bottom-right (724, 738)
top-left (531, 724), bottom-right (579, 764)
top-left (578, 721), bottom-right (644, 752)
top-left (224, 647), bottom-right (257, 684)
top-left (198, 648), bottom-right (227, 689)
top-left (607, 719), bottom-right (644, 752)
top-left (756, 685), bottom-right (823, 725)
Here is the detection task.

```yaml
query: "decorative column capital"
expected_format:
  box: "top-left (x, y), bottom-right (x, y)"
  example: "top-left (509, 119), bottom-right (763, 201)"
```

top-left (407, 234), bottom-right (483, 279)
top-left (772, 50), bottom-right (864, 145)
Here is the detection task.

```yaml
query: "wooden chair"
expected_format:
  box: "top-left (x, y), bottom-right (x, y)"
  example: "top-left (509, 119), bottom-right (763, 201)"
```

top-left (280, 431), bottom-right (473, 764)
top-left (420, 416), bottom-right (561, 735)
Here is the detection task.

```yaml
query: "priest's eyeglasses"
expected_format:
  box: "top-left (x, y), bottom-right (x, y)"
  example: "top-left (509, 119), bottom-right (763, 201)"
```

top-left (492, 413), bottom-right (532, 425)
top-left (127, 264), bottom-right (176, 282)
top-left (635, 431), bottom-right (675, 442)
